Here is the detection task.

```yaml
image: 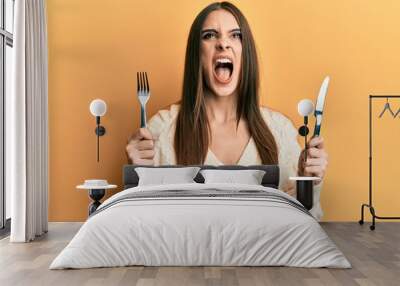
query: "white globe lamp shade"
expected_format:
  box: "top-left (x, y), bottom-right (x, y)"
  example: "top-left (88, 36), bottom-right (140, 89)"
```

top-left (297, 99), bottom-right (314, 117)
top-left (90, 99), bottom-right (107, 117)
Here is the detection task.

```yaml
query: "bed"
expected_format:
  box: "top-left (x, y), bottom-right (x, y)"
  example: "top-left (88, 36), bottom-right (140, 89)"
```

top-left (50, 165), bottom-right (350, 269)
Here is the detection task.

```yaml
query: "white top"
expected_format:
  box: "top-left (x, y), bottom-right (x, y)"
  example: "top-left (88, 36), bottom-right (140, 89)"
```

top-left (77, 179), bottom-right (117, 190)
top-left (77, 184), bottom-right (117, 190)
top-left (147, 104), bottom-right (323, 220)
top-left (289, 176), bottom-right (321, 181)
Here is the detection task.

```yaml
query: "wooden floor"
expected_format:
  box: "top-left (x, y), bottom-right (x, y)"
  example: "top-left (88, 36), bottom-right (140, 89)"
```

top-left (0, 222), bottom-right (399, 286)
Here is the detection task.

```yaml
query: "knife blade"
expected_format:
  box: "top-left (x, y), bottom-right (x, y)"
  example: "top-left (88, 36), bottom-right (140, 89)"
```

top-left (313, 76), bottom-right (330, 137)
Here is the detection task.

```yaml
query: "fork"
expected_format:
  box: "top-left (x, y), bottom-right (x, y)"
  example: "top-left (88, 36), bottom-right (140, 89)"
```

top-left (137, 72), bottom-right (151, 128)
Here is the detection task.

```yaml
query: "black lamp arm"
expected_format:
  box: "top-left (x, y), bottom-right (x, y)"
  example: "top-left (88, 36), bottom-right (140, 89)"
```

top-left (94, 116), bottom-right (106, 162)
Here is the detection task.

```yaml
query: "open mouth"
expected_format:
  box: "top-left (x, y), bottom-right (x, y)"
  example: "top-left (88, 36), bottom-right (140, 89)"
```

top-left (213, 58), bottom-right (233, 84)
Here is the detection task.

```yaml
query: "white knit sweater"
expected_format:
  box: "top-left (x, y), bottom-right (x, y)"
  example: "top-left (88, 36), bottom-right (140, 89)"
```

top-left (147, 104), bottom-right (323, 220)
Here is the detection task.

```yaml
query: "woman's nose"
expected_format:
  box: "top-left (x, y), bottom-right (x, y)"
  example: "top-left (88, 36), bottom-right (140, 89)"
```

top-left (216, 38), bottom-right (231, 50)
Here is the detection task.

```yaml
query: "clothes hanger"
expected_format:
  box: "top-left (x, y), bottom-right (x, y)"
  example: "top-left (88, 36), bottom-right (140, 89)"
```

top-left (378, 97), bottom-right (395, 118)
top-left (393, 106), bottom-right (400, 118)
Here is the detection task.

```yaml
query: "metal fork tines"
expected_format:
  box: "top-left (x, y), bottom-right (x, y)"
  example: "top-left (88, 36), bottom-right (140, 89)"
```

top-left (137, 72), bottom-right (151, 128)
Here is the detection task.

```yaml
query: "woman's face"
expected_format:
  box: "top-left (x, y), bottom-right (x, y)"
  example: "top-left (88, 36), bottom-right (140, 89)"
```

top-left (201, 9), bottom-right (242, 98)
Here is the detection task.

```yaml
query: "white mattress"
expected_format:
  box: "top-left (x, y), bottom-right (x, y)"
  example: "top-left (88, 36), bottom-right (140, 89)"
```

top-left (50, 183), bottom-right (350, 269)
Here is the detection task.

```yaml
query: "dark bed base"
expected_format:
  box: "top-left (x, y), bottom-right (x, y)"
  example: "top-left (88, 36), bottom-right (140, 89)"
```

top-left (123, 164), bottom-right (280, 190)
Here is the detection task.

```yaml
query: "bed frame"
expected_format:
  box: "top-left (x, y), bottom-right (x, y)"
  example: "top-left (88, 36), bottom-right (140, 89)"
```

top-left (123, 165), bottom-right (280, 189)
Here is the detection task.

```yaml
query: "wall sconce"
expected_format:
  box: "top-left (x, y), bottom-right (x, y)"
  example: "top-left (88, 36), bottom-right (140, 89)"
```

top-left (297, 99), bottom-right (314, 162)
top-left (89, 99), bottom-right (107, 162)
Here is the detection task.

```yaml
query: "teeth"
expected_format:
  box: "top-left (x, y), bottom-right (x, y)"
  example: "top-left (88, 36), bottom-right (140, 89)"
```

top-left (215, 58), bottom-right (232, 64)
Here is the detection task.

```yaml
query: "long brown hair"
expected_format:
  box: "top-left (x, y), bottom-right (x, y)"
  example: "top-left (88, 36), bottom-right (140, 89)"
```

top-left (174, 2), bottom-right (278, 165)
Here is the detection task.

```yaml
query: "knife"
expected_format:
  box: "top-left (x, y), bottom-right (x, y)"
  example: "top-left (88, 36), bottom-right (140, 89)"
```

top-left (313, 76), bottom-right (330, 137)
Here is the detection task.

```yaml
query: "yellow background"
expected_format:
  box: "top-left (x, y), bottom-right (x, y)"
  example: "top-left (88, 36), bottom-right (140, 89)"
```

top-left (47, 0), bottom-right (400, 221)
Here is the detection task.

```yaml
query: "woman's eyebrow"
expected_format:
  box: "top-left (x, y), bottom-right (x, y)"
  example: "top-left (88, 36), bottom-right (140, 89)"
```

top-left (201, 28), bottom-right (241, 34)
top-left (201, 28), bottom-right (218, 34)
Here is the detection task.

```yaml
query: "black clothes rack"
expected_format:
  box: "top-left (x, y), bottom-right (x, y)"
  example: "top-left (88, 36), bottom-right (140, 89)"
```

top-left (359, 95), bottom-right (400, 230)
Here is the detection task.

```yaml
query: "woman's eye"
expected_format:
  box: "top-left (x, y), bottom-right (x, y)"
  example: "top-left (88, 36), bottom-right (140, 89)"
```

top-left (202, 32), bottom-right (216, 40)
top-left (232, 32), bottom-right (242, 40)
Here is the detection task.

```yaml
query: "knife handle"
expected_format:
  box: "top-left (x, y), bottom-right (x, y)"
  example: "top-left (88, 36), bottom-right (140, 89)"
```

top-left (313, 111), bottom-right (323, 137)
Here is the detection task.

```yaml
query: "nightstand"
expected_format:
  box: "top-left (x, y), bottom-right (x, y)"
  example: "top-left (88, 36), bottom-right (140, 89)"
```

top-left (289, 176), bottom-right (320, 210)
top-left (77, 180), bottom-right (117, 216)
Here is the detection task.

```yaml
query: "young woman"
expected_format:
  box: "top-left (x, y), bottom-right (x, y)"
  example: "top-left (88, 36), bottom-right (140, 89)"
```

top-left (126, 2), bottom-right (328, 219)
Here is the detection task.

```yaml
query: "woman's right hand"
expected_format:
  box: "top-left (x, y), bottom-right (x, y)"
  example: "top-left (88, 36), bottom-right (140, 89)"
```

top-left (126, 128), bottom-right (155, 165)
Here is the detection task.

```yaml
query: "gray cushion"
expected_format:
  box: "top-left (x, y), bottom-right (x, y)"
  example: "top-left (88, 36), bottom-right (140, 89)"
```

top-left (123, 164), bottom-right (280, 189)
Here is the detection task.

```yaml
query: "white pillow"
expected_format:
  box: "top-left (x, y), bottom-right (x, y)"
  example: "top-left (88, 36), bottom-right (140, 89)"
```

top-left (200, 169), bottom-right (266, 185)
top-left (135, 167), bottom-right (201, 186)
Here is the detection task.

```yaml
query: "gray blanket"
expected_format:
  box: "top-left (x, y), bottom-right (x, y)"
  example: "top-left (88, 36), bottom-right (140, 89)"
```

top-left (92, 189), bottom-right (312, 218)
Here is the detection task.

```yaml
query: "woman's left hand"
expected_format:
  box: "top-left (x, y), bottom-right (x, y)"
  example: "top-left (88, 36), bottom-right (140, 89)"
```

top-left (298, 136), bottom-right (328, 185)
